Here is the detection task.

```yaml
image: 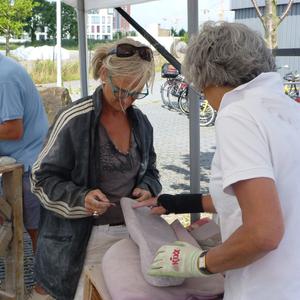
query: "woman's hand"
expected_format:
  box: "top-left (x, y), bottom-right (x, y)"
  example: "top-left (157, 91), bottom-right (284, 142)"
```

top-left (132, 187), bottom-right (152, 201)
top-left (187, 217), bottom-right (211, 232)
top-left (148, 241), bottom-right (206, 277)
top-left (132, 196), bottom-right (167, 215)
top-left (85, 189), bottom-right (115, 216)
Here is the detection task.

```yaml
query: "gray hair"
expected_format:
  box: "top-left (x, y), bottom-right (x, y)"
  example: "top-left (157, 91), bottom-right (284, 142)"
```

top-left (182, 21), bottom-right (276, 91)
top-left (91, 37), bottom-right (155, 91)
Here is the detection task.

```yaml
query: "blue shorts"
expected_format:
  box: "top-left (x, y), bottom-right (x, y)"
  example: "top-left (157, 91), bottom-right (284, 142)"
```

top-left (23, 172), bottom-right (40, 230)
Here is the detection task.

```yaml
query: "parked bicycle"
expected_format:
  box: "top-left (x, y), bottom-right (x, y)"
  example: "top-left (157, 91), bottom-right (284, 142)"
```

top-left (160, 63), bottom-right (180, 107)
top-left (160, 63), bottom-right (216, 127)
top-left (283, 71), bottom-right (300, 101)
top-left (167, 74), bottom-right (188, 110)
top-left (178, 89), bottom-right (216, 127)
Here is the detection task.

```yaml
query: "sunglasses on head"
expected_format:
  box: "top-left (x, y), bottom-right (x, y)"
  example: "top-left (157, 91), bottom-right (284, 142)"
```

top-left (107, 43), bottom-right (153, 62)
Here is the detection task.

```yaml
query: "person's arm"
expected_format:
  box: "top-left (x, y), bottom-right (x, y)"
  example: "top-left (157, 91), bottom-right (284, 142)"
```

top-left (203, 110), bottom-right (285, 273)
top-left (148, 109), bottom-right (285, 278)
top-left (147, 178), bottom-right (284, 278)
top-left (133, 193), bottom-right (216, 214)
top-left (0, 81), bottom-right (24, 140)
top-left (202, 194), bottom-right (216, 213)
top-left (205, 177), bottom-right (284, 273)
top-left (31, 111), bottom-right (92, 219)
top-left (0, 119), bottom-right (23, 140)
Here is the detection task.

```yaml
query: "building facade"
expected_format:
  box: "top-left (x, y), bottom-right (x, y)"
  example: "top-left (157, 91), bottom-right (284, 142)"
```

top-left (113, 5), bottom-right (131, 33)
top-left (87, 8), bottom-right (114, 40)
top-left (231, 0), bottom-right (300, 75)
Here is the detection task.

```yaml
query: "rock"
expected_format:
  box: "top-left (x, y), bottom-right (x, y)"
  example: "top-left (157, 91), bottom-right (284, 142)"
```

top-left (0, 156), bottom-right (16, 166)
top-left (37, 86), bottom-right (72, 124)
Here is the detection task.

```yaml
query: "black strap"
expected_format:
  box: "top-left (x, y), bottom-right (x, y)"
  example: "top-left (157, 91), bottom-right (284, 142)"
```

top-left (115, 7), bottom-right (181, 73)
top-left (157, 193), bottom-right (203, 214)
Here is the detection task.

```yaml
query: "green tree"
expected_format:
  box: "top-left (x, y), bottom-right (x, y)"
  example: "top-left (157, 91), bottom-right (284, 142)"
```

top-left (170, 26), bottom-right (178, 37)
top-left (62, 3), bottom-right (78, 40)
top-left (251, 0), bottom-right (294, 49)
top-left (24, 0), bottom-right (51, 42)
top-left (24, 1), bottom-right (77, 42)
top-left (41, 1), bottom-right (56, 39)
top-left (40, 2), bottom-right (77, 40)
top-left (0, 0), bottom-right (35, 55)
top-left (180, 32), bottom-right (189, 44)
top-left (178, 28), bottom-right (186, 37)
top-left (113, 30), bottom-right (137, 40)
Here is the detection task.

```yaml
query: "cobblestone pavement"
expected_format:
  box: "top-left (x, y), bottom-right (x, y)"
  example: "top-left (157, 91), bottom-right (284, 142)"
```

top-left (134, 76), bottom-right (216, 225)
top-left (0, 75), bottom-right (217, 293)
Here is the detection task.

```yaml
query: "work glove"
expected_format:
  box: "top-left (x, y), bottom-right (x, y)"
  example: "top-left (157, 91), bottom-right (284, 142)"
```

top-left (148, 241), bottom-right (209, 278)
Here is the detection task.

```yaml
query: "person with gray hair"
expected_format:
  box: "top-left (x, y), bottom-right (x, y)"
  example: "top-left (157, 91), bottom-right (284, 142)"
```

top-left (134, 21), bottom-right (300, 299)
top-left (29, 38), bottom-right (161, 300)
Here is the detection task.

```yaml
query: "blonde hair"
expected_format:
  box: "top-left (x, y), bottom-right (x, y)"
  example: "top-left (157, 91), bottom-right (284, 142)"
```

top-left (92, 38), bottom-right (155, 91)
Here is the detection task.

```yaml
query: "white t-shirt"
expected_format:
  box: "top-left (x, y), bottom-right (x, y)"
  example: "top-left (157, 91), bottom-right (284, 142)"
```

top-left (209, 72), bottom-right (300, 300)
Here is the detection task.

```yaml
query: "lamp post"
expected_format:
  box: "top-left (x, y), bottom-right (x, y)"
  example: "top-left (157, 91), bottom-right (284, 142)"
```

top-left (188, 0), bottom-right (200, 223)
top-left (56, 0), bottom-right (62, 87)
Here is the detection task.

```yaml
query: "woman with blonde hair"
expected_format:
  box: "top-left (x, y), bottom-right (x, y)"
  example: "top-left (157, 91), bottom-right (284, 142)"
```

top-left (29, 38), bottom-right (161, 300)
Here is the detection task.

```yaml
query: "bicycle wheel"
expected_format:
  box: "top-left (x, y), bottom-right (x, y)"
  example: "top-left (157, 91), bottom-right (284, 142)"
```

top-left (167, 80), bottom-right (181, 110)
top-left (160, 80), bottom-right (172, 107)
top-left (178, 89), bottom-right (189, 114)
top-left (200, 100), bottom-right (216, 127)
top-left (288, 84), bottom-right (300, 99)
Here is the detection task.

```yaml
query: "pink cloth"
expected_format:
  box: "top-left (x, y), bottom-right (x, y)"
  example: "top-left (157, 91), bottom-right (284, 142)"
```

top-left (101, 197), bottom-right (224, 299)
top-left (120, 197), bottom-right (184, 287)
top-left (189, 220), bottom-right (222, 250)
top-left (102, 238), bottom-right (224, 300)
top-left (170, 219), bottom-right (200, 247)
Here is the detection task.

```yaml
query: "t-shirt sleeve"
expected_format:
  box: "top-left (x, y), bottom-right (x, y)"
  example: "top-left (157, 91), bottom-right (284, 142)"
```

top-left (216, 109), bottom-right (275, 194)
top-left (0, 81), bottom-right (24, 123)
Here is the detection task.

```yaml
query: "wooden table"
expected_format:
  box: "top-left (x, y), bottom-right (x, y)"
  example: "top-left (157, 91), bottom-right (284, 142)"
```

top-left (0, 164), bottom-right (24, 300)
top-left (83, 264), bottom-right (112, 300)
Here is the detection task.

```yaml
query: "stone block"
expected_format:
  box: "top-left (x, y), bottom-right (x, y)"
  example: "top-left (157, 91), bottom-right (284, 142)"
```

top-left (37, 86), bottom-right (72, 124)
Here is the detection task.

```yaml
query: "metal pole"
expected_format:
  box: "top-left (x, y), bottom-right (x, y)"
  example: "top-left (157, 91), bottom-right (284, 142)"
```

top-left (56, 0), bottom-right (62, 87)
top-left (77, 0), bottom-right (88, 97)
top-left (188, 0), bottom-right (200, 223)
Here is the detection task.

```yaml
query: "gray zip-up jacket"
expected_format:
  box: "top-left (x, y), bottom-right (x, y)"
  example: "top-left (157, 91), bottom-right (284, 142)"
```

top-left (31, 87), bottom-right (161, 299)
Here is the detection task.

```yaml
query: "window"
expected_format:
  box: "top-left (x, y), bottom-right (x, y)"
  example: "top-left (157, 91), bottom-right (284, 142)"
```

top-left (97, 26), bottom-right (100, 33)
top-left (102, 26), bottom-right (105, 33)
top-left (102, 16), bottom-right (106, 24)
top-left (107, 16), bottom-right (111, 24)
top-left (91, 16), bottom-right (100, 24)
top-left (91, 25), bottom-right (95, 33)
top-left (107, 26), bottom-right (111, 33)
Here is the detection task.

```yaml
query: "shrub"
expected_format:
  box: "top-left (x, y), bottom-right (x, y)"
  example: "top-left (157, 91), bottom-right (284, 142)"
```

top-left (30, 60), bottom-right (82, 84)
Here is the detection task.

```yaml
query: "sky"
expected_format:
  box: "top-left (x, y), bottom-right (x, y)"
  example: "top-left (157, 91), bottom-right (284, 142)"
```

top-left (131, 0), bottom-right (233, 31)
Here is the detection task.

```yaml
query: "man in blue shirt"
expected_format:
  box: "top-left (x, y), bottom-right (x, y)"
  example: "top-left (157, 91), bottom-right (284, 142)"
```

top-left (0, 53), bottom-right (48, 252)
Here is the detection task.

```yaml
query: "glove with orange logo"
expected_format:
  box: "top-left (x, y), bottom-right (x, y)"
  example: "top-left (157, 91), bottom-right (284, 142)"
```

top-left (148, 241), bottom-right (211, 278)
